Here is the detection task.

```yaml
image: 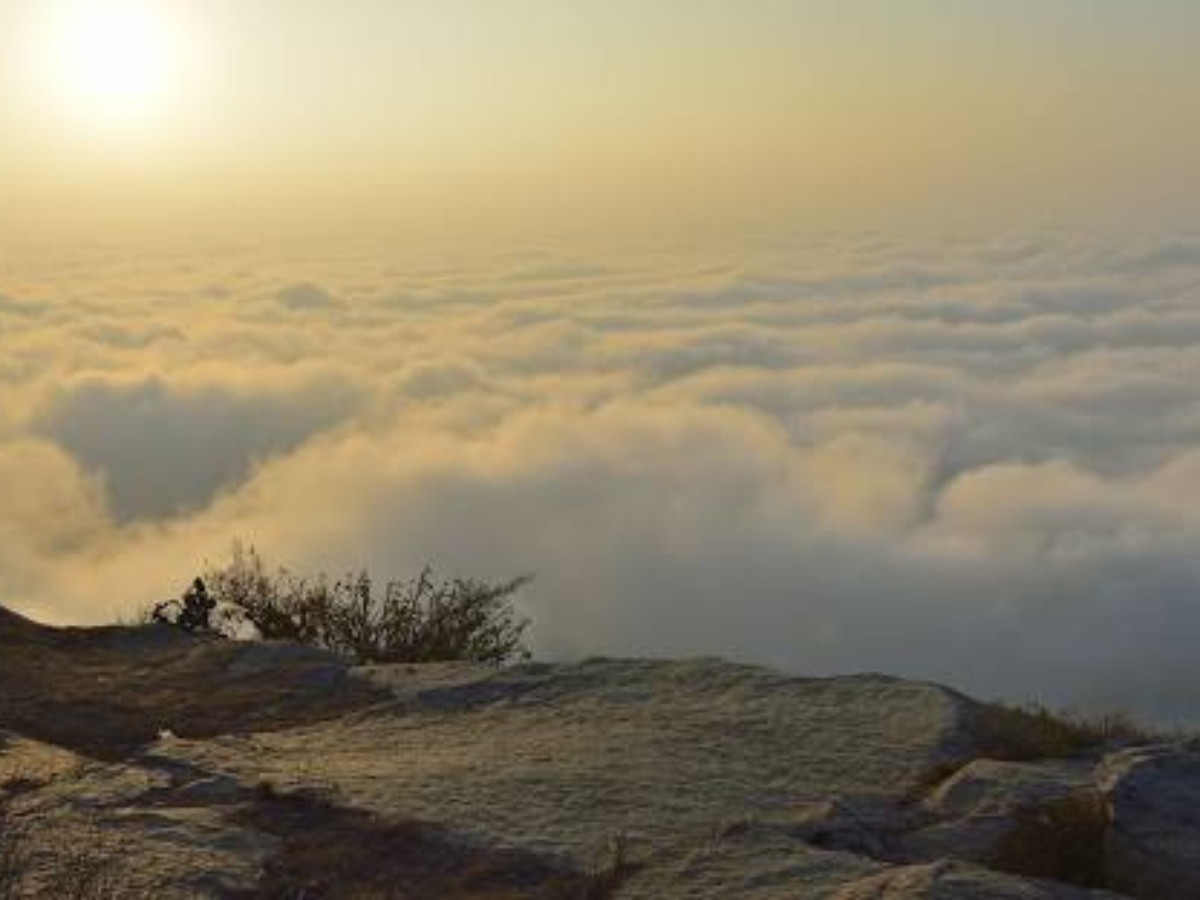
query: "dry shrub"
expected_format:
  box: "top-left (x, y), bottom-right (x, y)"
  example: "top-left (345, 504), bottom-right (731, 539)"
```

top-left (197, 542), bottom-right (533, 665)
top-left (579, 833), bottom-right (639, 899)
top-left (972, 703), bottom-right (1164, 762)
top-left (992, 791), bottom-right (1110, 888)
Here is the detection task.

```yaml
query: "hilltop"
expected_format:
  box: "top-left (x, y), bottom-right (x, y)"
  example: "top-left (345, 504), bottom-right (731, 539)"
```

top-left (1, 608), bottom-right (1198, 898)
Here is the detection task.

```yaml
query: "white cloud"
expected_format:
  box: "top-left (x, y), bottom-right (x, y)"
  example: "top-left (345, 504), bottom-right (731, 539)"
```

top-left (4, 233), bottom-right (1200, 720)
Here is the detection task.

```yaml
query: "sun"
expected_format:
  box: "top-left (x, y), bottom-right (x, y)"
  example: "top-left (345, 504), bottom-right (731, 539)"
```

top-left (36, 1), bottom-right (188, 126)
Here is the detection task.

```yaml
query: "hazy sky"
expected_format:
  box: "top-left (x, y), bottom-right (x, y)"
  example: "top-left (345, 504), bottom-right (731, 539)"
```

top-left (2, 1), bottom-right (1200, 241)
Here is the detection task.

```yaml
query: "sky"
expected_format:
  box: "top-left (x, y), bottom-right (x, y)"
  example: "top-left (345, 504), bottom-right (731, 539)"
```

top-left (3, 3), bottom-right (1200, 720)
top-left (2, 1), bottom-right (1200, 240)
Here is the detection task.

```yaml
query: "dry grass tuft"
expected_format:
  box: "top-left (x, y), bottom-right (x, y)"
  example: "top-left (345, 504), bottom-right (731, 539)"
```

top-left (0, 821), bottom-right (29, 900)
top-left (971, 703), bottom-right (1165, 762)
top-left (558, 833), bottom-right (639, 900)
top-left (991, 791), bottom-right (1111, 889)
top-left (0, 812), bottom-right (124, 900)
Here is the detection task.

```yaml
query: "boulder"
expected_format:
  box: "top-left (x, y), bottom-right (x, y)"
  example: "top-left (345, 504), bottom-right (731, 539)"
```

top-left (789, 794), bottom-right (918, 860)
top-left (925, 760), bottom-right (1095, 820)
top-left (160, 659), bottom-right (972, 879)
top-left (903, 759), bottom-right (1094, 865)
top-left (832, 860), bottom-right (1124, 899)
top-left (1098, 740), bottom-right (1200, 899)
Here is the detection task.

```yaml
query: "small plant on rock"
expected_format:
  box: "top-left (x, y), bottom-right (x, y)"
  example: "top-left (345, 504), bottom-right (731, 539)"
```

top-left (972, 702), bottom-right (1163, 762)
top-left (150, 577), bottom-right (217, 634)
top-left (170, 542), bottom-right (533, 665)
top-left (992, 791), bottom-right (1111, 888)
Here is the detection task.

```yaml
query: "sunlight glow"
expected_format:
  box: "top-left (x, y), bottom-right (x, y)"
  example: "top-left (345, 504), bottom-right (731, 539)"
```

top-left (36, 1), bottom-right (187, 126)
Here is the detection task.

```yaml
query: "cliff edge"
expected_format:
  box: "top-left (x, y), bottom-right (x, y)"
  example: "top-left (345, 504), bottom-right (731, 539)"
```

top-left (1, 607), bottom-right (1194, 898)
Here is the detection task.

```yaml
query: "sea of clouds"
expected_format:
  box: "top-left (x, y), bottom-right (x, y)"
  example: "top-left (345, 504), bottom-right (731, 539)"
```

top-left (3, 231), bottom-right (1200, 719)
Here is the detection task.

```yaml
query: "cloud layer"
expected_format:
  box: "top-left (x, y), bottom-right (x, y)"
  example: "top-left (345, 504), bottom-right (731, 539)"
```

top-left (3, 232), bottom-right (1200, 720)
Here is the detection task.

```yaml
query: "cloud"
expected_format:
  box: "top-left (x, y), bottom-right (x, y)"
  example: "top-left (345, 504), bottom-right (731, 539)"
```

top-left (0, 439), bottom-right (108, 611)
top-left (6, 232), bottom-right (1200, 721)
top-left (394, 359), bottom-right (488, 401)
top-left (1110, 238), bottom-right (1200, 275)
top-left (84, 322), bottom-right (186, 348)
top-left (277, 282), bottom-right (341, 311)
top-left (33, 371), bottom-right (365, 522)
top-left (0, 293), bottom-right (44, 318)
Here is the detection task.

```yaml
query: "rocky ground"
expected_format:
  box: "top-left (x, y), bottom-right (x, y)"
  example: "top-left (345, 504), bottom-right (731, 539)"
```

top-left (1, 605), bottom-right (1197, 898)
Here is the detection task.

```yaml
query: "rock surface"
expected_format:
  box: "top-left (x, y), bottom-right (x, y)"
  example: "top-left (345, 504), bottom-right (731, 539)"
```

top-left (901, 759), bottom-right (1096, 865)
top-left (0, 610), bottom-right (382, 760)
top-left (831, 861), bottom-right (1122, 899)
top-left (0, 734), bottom-right (274, 897)
top-left (168, 659), bottom-right (972, 870)
top-left (2, 609), bottom-right (1196, 898)
top-left (1098, 740), bottom-right (1200, 899)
